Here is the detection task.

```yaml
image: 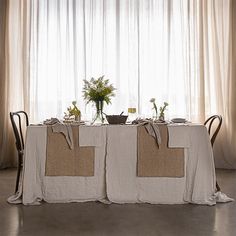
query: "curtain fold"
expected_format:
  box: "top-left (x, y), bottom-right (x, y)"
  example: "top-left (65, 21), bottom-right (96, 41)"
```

top-left (0, 0), bottom-right (15, 168)
top-left (1, 0), bottom-right (236, 168)
top-left (197, 0), bottom-right (236, 168)
top-left (0, 0), bottom-right (30, 168)
top-left (212, 0), bottom-right (236, 168)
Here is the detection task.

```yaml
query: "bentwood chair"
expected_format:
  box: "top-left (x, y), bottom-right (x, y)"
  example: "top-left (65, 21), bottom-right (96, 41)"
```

top-left (204, 115), bottom-right (222, 192)
top-left (10, 111), bottom-right (29, 193)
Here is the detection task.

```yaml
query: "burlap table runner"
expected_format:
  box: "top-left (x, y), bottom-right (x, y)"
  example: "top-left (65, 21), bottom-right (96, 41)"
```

top-left (45, 126), bottom-right (94, 176)
top-left (137, 124), bottom-right (184, 177)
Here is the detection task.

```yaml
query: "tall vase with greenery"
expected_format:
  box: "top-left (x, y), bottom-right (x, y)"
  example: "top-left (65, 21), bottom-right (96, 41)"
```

top-left (83, 76), bottom-right (116, 124)
top-left (150, 98), bottom-right (169, 122)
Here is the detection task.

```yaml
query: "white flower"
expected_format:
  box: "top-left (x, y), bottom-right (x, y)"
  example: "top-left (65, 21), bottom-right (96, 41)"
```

top-left (150, 98), bottom-right (155, 103)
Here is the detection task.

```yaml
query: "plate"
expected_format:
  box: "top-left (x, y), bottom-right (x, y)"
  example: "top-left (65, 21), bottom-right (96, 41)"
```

top-left (171, 118), bottom-right (187, 123)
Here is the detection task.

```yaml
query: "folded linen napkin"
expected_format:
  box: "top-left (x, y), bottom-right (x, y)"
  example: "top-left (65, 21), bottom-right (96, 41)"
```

top-left (167, 124), bottom-right (190, 148)
top-left (43, 117), bottom-right (60, 125)
top-left (144, 122), bottom-right (161, 147)
top-left (43, 118), bottom-right (74, 150)
top-left (132, 119), bottom-right (161, 147)
top-left (51, 123), bottom-right (74, 150)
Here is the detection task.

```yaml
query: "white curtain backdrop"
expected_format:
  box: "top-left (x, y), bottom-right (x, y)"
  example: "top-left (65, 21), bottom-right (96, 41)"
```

top-left (29, 0), bottom-right (204, 122)
top-left (4, 0), bottom-right (236, 168)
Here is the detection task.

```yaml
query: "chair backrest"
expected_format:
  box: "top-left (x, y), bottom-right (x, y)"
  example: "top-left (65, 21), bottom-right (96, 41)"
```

top-left (10, 111), bottom-right (29, 152)
top-left (204, 115), bottom-right (222, 146)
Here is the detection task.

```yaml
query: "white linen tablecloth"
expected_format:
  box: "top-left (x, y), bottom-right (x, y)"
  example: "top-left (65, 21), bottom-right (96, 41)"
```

top-left (8, 123), bottom-right (231, 205)
top-left (169, 124), bottom-right (216, 204)
top-left (22, 125), bottom-right (107, 205)
top-left (106, 125), bottom-right (187, 204)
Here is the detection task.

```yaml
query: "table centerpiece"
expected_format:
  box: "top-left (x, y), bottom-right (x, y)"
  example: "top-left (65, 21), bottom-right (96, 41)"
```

top-left (83, 76), bottom-right (116, 124)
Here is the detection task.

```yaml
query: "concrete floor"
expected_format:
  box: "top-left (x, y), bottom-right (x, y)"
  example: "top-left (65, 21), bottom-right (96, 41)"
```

top-left (0, 169), bottom-right (236, 236)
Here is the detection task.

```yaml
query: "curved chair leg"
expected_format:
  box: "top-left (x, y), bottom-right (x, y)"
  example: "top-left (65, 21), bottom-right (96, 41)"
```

top-left (216, 181), bottom-right (221, 192)
top-left (15, 154), bottom-right (22, 193)
top-left (10, 111), bottom-right (28, 193)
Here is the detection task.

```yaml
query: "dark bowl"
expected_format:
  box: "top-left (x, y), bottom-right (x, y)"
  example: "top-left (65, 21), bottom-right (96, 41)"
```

top-left (106, 115), bottom-right (128, 124)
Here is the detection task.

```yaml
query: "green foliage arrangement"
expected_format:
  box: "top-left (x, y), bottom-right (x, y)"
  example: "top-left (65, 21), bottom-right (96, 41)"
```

top-left (82, 75), bottom-right (116, 123)
top-left (82, 75), bottom-right (116, 104)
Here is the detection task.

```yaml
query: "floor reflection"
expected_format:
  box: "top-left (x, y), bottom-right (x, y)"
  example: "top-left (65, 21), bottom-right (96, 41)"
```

top-left (6, 206), bottom-right (23, 236)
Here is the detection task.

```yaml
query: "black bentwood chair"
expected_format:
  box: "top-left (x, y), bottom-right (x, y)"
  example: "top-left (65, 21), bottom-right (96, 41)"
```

top-left (204, 115), bottom-right (222, 192)
top-left (10, 111), bottom-right (29, 193)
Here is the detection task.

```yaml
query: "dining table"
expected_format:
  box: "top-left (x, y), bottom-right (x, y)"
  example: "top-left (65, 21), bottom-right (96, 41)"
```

top-left (8, 121), bottom-right (228, 206)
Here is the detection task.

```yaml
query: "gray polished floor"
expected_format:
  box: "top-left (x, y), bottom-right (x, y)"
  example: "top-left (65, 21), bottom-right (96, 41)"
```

top-left (0, 169), bottom-right (236, 236)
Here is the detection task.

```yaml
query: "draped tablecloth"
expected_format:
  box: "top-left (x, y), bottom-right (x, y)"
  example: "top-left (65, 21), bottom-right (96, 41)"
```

top-left (106, 124), bottom-right (216, 205)
top-left (22, 125), bottom-right (107, 205)
top-left (8, 123), bottom-right (224, 205)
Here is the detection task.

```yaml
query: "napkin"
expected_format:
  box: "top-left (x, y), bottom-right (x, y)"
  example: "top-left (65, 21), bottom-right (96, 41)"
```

top-left (132, 119), bottom-right (161, 146)
top-left (51, 123), bottom-right (74, 149)
top-left (43, 117), bottom-right (60, 125)
top-left (43, 118), bottom-right (74, 150)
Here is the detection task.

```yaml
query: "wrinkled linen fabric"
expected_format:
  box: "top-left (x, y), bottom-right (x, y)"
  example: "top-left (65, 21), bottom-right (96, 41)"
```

top-left (7, 171), bottom-right (25, 204)
top-left (144, 123), bottom-right (162, 147)
top-left (167, 123), bottom-right (234, 205)
top-left (43, 118), bottom-right (74, 149)
top-left (132, 120), bottom-right (161, 146)
top-left (213, 191), bottom-right (234, 203)
top-left (106, 125), bottom-right (186, 204)
top-left (43, 118), bottom-right (60, 125)
top-left (8, 124), bottom-right (234, 205)
top-left (106, 124), bottom-right (233, 205)
top-left (7, 126), bottom-right (47, 205)
top-left (51, 123), bottom-right (74, 149)
top-left (79, 125), bottom-right (103, 147)
top-left (8, 125), bottom-right (107, 205)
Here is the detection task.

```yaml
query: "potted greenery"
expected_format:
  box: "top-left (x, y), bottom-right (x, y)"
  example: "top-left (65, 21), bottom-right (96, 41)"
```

top-left (82, 76), bottom-right (116, 124)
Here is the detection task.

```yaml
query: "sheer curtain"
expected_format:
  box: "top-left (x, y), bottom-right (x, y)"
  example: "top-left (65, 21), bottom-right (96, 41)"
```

top-left (2, 0), bottom-right (236, 168)
top-left (29, 0), bottom-right (202, 122)
top-left (0, 0), bottom-right (13, 168)
top-left (202, 0), bottom-right (236, 168)
top-left (0, 0), bottom-right (30, 168)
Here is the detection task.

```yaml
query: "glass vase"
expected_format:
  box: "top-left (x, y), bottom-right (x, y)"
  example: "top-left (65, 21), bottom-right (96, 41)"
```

top-left (158, 113), bottom-right (165, 122)
top-left (92, 100), bottom-right (105, 124)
